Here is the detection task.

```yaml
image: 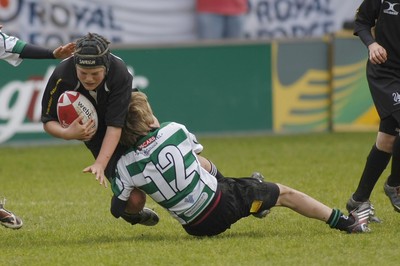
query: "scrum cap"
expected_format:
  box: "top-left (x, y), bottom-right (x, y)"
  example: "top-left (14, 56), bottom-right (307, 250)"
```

top-left (74, 33), bottom-right (110, 70)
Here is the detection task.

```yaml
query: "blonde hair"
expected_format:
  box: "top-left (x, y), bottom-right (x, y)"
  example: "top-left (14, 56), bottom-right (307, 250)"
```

top-left (121, 91), bottom-right (155, 146)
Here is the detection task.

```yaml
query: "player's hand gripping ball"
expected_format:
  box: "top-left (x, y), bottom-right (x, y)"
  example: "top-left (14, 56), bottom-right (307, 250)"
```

top-left (57, 91), bottom-right (98, 131)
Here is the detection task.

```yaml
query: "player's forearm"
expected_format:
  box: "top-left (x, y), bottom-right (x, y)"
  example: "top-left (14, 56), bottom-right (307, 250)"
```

top-left (356, 29), bottom-right (376, 48)
top-left (43, 121), bottom-right (69, 140)
top-left (95, 126), bottom-right (122, 169)
top-left (19, 43), bottom-right (55, 59)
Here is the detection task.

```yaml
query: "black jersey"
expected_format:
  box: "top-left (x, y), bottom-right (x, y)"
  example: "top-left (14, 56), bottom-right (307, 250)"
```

top-left (41, 54), bottom-right (133, 179)
top-left (354, 0), bottom-right (400, 69)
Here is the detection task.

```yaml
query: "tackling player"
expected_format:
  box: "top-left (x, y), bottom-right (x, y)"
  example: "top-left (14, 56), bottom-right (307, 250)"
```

top-left (0, 24), bottom-right (74, 229)
top-left (110, 91), bottom-right (371, 236)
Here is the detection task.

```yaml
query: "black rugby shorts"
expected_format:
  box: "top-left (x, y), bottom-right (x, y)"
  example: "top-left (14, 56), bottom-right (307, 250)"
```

top-left (183, 177), bottom-right (280, 236)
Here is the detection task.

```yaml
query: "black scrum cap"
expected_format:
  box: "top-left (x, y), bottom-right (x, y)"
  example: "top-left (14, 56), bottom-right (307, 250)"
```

top-left (74, 33), bottom-right (110, 71)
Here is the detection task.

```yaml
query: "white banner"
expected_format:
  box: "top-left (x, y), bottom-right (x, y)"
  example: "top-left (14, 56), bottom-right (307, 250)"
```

top-left (244, 0), bottom-right (363, 39)
top-left (0, 0), bottom-right (197, 46)
top-left (0, 0), bottom-right (363, 47)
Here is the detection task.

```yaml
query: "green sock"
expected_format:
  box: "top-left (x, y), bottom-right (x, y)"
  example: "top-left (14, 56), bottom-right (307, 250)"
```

top-left (327, 209), bottom-right (341, 228)
top-left (327, 209), bottom-right (355, 231)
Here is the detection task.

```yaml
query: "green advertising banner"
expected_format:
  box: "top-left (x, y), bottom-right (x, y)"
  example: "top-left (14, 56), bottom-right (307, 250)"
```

top-left (272, 40), bottom-right (330, 133)
top-left (271, 34), bottom-right (378, 133)
top-left (0, 59), bottom-right (57, 144)
top-left (113, 43), bottom-right (273, 134)
top-left (332, 34), bottom-right (378, 132)
top-left (0, 43), bottom-right (273, 145)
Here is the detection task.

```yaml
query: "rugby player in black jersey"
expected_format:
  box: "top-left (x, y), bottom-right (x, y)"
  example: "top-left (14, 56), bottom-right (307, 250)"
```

top-left (41, 33), bottom-right (158, 226)
top-left (345, 0), bottom-right (400, 221)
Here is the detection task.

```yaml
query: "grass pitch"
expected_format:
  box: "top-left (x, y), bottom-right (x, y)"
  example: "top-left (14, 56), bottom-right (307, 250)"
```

top-left (0, 132), bottom-right (398, 265)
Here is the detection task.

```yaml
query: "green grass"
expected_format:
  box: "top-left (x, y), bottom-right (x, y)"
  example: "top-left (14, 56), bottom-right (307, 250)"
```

top-left (0, 132), bottom-right (398, 265)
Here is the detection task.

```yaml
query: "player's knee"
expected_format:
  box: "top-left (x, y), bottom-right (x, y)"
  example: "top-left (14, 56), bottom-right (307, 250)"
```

top-left (275, 183), bottom-right (297, 206)
top-left (376, 132), bottom-right (396, 153)
top-left (125, 189), bottom-right (146, 214)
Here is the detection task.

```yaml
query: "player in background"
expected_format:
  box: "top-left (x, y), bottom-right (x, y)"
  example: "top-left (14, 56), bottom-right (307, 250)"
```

top-left (196, 0), bottom-right (248, 40)
top-left (110, 91), bottom-right (371, 236)
top-left (41, 33), bottom-right (159, 226)
top-left (0, 24), bottom-right (75, 229)
top-left (345, 0), bottom-right (400, 221)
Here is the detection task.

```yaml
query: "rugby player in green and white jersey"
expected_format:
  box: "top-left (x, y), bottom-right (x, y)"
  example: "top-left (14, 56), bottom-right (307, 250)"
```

top-left (1, 25), bottom-right (74, 229)
top-left (110, 91), bottom-right (372, 236)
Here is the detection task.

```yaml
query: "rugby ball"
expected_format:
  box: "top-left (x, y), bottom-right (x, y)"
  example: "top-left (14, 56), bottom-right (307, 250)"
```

top-left (57, 91), bottom-right (98, 130)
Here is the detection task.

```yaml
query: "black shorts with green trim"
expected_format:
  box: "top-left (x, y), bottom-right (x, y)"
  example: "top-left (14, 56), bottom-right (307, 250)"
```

top-left (182, 177), bottom-right (280, 237)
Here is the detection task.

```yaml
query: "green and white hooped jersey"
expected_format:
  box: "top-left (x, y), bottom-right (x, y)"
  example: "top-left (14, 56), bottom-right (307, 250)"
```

top-left (112, 122), bottom-right (218, 225)
top-left (0, 30), bottom-right (26, 66)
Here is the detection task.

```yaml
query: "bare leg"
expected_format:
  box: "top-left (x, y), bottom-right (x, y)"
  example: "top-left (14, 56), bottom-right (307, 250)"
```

top-left (117, 188), bottom-right (159, 226)
top-left (125, 188), bottom-right (146, 214)
top-left (274, 183), bottom-right (332, 222)
top-left (273, 183), bottom-right (370, 233)
top-left (197, 155), bottom-right (212, 172)
top-left (376, 131), bottom-right (395, 153)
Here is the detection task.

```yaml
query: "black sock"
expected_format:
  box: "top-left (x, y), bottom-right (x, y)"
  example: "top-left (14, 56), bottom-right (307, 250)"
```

top-left (120, 212), bottom-right (141, 225)
top-left (353, 144), bottom-right (391, 201)
top-left (387, 136), bottom-right (400, 187)
top-left (327, 209), bottom-right (355, 231)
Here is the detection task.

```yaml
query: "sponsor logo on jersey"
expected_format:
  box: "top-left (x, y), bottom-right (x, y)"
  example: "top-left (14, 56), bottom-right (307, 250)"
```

top-left (383, 1), bottom-right (400, 15)
top-left (184, 192), bottom-right (209, 217)
top-left (138, 136), bottom-right (156, 150)
top-left (184, 195), bottom-right (195, 204)
top-left (392, 92), bottom-right (400, 105)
